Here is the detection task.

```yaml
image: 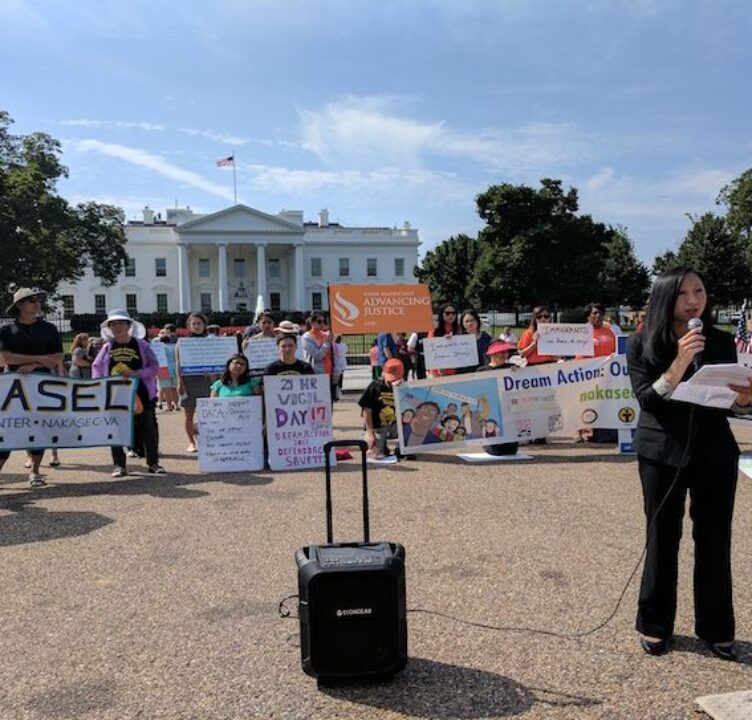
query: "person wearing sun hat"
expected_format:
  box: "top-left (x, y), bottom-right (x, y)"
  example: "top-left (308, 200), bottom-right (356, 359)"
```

top-left (0, 287), bottom-right (63, 487)
top-left (358, 357), bottom-right (405, 460)
top-left (91, 309), bottom-right (165, 477)
top-left (475, 340), bottom-right (520, 457)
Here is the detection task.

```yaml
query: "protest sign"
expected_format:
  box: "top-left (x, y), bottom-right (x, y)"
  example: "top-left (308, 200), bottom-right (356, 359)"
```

top-left (0, 374), bottom-right (137, 450)
top-left (329, 283), bottom-right (433, 334)
top-left (537, 323), bottom-right (594, 357)
top-left (423, 334), bottom-right (479, 370)
top-left (150, 340), bottom-right (170, 379)
top-left (394, 356), bottom-right (638, 454)
top-left (264, 375), bottom-right (334, 471)
top-left (197, 397), bottom-right (264, 472)
top-left (244, 337), bottom-right (278, 369)
top-left (177, 336), bottom-right (238, 375)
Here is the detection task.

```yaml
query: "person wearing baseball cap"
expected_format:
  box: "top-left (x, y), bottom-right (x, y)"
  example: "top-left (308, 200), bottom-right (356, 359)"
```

top-left (358, 357), bottom-right (405, 462)
top-left (475, 340), bottom-right (519, 457)
top-left (0, 288), bottom-right (63, 487)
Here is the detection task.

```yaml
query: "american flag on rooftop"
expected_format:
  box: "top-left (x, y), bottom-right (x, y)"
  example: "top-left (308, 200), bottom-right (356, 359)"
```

top-left (735, 300), bottom-right (749, 354)
top-left (216, 155), bottom-right (234, 167)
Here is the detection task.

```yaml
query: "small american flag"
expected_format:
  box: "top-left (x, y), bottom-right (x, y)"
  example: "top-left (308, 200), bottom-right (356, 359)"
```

top-left (216, 155), bottom-right (234, 167)
top-left (736, 300), bottom-right (749, 354)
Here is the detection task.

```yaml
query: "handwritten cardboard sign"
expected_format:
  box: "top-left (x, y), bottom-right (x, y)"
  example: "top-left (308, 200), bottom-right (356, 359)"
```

top-left (244, 337), bottom-right (278, 369)
top-left (537, 323), bottom-right (594, 356)
top-left (196, 396), bottom-right (264, 472)
top-left (423, 334), bottom-right (479, 370)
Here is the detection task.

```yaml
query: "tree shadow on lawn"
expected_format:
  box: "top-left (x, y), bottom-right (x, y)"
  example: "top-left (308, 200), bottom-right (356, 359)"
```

top-left (320, 656), bottom-right (600, 718)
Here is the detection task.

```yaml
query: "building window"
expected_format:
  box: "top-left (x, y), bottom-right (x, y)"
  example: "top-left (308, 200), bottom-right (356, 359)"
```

top-left (234, 258), bottom-right (246, 278)
top-left (270, 292), bottom-right (281, 312)
top-left (155, 258), bottom-right (167, 277)
top-left (200, 292), bottom-right (212, 313)
top-left (156, 293), bottom-right (168, 314)
top-left (268, 258), bottom-right (280, 279)
top-left (61, 295), bottom-right (74, 319)
top-left (394, 258), bottom-right (405, 277)
top-left (312, 292), bottom-right (322, 311)
top-left (310, 258), bottom-right (322, 277)
top-left (94, 294), bottom-right (106, 315)
top-left (198, 258), bottom-right (210, 278)
top-left (367, 258), bottom-right (377, 277)
top-left (339, 258), bottom-right (349, 277)
top-left (126, 293), bottom-right (137, 315)
top-left (125, 257), bottom-right (136, 277)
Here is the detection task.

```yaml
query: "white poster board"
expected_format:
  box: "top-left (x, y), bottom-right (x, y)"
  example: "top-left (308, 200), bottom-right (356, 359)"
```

top-left (196, 396), bottom-right (264, 472)
top-left (177, 336), bottom-right (238, 375)
top-left (423, 334), bottom-right (479, 370)
top-left (244, 338), bottom-right (278, 369)
top-left (264, 375), bottom-right (334, 471)
top-left (537, 323), bottom-right (594, 356)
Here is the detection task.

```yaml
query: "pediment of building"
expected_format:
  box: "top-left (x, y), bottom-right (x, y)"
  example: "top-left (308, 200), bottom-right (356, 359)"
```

top-left (177, 205), bottom-right (304, 237)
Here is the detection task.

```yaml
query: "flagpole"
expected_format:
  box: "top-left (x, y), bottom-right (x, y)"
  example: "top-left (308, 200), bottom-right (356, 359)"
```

top-left (232, 151), bottom-right (237, 205)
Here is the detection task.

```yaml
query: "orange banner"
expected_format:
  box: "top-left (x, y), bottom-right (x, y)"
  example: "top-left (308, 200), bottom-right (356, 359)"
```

top-left (329, 284), bottom-right (434, 334)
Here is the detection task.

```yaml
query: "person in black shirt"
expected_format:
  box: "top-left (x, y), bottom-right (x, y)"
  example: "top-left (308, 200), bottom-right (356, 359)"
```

top-left (0, 288), bottom-right (63, 487)
top-left (263, 334), bottom-right (315, 376)
top-left (359, 358), bottom-right (404, 459)
top-left (476, 340), bottom-right (519, 456)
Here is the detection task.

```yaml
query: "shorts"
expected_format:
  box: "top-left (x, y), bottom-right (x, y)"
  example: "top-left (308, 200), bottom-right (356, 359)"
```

top-left (180, 374), bottom-right (213, 408)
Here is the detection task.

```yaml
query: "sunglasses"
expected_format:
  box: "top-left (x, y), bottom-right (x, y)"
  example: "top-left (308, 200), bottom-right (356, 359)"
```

top-left (537, 313), bottom-right (551, 319)
top-left (443, 310), bottom-right (457, 316)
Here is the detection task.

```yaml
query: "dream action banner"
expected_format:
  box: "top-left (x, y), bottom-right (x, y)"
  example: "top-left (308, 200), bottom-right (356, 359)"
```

top-left (395, 356), bottom-right (638, 453)
top-left (0, 374), bottom-right (137, 451)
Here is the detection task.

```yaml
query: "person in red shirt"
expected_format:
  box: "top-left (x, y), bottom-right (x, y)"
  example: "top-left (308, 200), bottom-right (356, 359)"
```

top-left (517, 306), bottom-right (558, 365)
top-left (428, 302), bottom-right (461, 377)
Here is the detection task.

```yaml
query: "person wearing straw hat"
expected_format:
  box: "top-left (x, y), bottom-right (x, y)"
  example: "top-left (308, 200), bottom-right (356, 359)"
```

top-left (91, 309), bottom-right (166, 477)
top-left (0, 288), bottom-right (63, 487)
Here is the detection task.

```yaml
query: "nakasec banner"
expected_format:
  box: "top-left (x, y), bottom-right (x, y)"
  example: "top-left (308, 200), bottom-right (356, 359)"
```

top-left (395, 355), bottom-right (638, 453)
top-left (0, 374), bottom-right (137, 451)
top-left (329, 283), bottom-right (434, 334)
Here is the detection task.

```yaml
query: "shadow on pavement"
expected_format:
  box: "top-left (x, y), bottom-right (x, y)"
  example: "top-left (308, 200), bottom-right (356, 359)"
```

top-left (0, 505), bottom-right (113, 546)
top-left (673, 634), bottom-right (752, 664)
top-left (321, 657), bottom-right (600, 717)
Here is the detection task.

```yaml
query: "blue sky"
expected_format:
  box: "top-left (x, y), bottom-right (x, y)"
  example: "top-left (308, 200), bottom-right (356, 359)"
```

top-left (3, 0), bottom-right (751, 265)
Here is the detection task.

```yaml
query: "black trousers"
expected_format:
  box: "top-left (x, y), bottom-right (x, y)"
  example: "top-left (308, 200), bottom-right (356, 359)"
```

top-left (112, 402), bottom-right (159, 468)
top-left (637, 452), bottom-right (737, 643)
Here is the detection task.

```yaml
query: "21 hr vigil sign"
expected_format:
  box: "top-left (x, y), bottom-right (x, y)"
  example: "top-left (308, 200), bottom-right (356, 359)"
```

top-left (329, 284), bottom-right (434, 334)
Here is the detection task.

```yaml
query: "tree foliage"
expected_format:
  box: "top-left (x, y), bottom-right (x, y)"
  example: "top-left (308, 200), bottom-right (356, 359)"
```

top-left (413, 233), bottom-right (480, 308)
top-left (718, 168), bottom-right (752, 242)
top-left (0, 110), bottom-right (127, 295)
top-left (597, 227), bottom-right (651, 308)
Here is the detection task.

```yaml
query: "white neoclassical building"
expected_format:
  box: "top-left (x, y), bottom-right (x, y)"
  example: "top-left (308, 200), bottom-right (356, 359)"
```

top-left (57, 205), bottom-right (421, 316)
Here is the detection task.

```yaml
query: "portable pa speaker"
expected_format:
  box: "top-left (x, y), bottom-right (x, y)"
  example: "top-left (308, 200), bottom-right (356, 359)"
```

top-left (296, 440), bottom-right (408, 684)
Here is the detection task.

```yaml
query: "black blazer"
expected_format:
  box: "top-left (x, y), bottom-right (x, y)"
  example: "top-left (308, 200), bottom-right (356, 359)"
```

top-left (627, 327), bottom-right (739, 467)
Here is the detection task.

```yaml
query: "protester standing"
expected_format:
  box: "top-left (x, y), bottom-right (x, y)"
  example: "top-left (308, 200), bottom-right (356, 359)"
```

top-left (369, 339), bottom-right (381, 380)
top-left (457, 308), bottom-right (493, 373)
top-left (92, 309), bottom-right (165, 477)
top-left (154, 330), bottom-right (178, 411)
top-left (0, 288), bottom-right (63, 487)
top-left (332, 334), bottom-right (348, 400)
top-left (517, 306), bottom-right (559, 365)
top-left (428, 302), bottom-right (461, 377)
top-left (68, 333), bottom-right (92, 379)
top-left (626, 267), bottom-right (752, 661)
top-left (264, 334), bottom-right (315, 376)
top-left (302, 311), bottom-right (336, 401)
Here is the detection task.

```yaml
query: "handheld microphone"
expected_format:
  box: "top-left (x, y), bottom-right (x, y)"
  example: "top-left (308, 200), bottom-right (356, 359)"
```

top-left (687, 317), bottom-right (704, 371)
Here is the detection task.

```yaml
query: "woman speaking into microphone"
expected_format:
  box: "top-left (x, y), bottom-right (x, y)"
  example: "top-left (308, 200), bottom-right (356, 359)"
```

top-left (627, 267), bottom-right (752, 661)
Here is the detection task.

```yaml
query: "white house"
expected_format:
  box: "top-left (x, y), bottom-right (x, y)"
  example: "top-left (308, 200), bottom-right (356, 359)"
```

top-left (57, 205), bottom-right (421, 316)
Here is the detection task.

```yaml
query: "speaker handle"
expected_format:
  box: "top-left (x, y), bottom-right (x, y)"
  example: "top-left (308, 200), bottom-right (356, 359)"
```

top-left (323, 440), bottom-right (370, 545)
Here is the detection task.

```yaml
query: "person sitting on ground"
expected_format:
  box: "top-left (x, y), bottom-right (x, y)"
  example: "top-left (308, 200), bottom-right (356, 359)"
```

top-left (263, 334), bottom-right (315, 377)
top-left (475, 340), bottom-right (520, 456)
top-left (359, 358), bottom-right (404, 460)
top-left (211, 354), bottom-right (260, 397)
top-left (92, 309), bottom-right (166, 477)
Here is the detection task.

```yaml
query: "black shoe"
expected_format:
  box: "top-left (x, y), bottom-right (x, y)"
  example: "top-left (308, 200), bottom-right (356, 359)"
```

top-left (640, 636), bottom-right (671, 656)
top-left (707, 642), bottom-right (737, 662)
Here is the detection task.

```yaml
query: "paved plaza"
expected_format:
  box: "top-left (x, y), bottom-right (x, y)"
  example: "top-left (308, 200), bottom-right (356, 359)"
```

top-left (1, 396), bottom-right (751, 720)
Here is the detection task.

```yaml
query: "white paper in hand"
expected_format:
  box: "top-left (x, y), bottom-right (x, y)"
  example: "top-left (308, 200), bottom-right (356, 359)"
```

top-left (671, 363), bottom-right (752, 409)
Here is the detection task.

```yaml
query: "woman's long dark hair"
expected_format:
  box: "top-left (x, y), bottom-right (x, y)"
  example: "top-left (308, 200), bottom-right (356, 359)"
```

top-left (434, 302), bottom-right (460, 336)
top-left (528, 305), bottom-right (549, 333)
top-left (220, 354), bottom-right (250, 386)
top-left (186, 312), bottom-right (208, 337)
top-left (642, 267), bottom-right (713, 367)
top-left (460, 308), bottom-right (482, 335)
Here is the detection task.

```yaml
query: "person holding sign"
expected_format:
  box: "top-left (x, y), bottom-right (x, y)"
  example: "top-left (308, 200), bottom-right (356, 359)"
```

top-left (457, 309), bottom-right (493, 373)
top-left (92, 309), bottom-right (165, 478)
top-left (176, 312), bottom-right (213, 453)
top-left (428, 302), bottom-right (461, 377)
top-left (517, 306), bottom-right (559, 366)
top-left (359, 358), bottom-right (404, 460)
top-left (627, 268), bottom-right (752, 661)
top-left (264, 334), bottom-right (315, 377)
top-left (210, 354), bottom-right (260, 398)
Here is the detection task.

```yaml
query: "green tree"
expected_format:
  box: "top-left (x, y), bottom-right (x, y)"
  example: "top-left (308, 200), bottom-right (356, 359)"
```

top-left (414, 233), bottom-right (480, 307)
top-left (597, 227), bottom-right (650, 308)
top-left (653, 213), bottom-right (751, 305)
top-left (718, 168), bottom-right (752, 242)
top-left (0, 110), bottom-right (127, 295)
top-left (467, 179), bottom-right (615, 309)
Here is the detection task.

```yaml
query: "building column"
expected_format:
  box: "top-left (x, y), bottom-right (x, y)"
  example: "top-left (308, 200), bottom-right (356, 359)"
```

top-left (178, 242), bottom-right (191, 313)
top-left (294, 243), bottom-right (305, 311)
top-left (256, 243), bottom-right (267, 310)
top-left (217, 242), bottom-right (228, 312)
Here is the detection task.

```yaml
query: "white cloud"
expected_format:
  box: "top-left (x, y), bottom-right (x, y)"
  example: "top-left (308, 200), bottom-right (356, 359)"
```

top-left (61, 119), bottom-right (250, 145)
top-left (69, 139), bottom-right (235, 202)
